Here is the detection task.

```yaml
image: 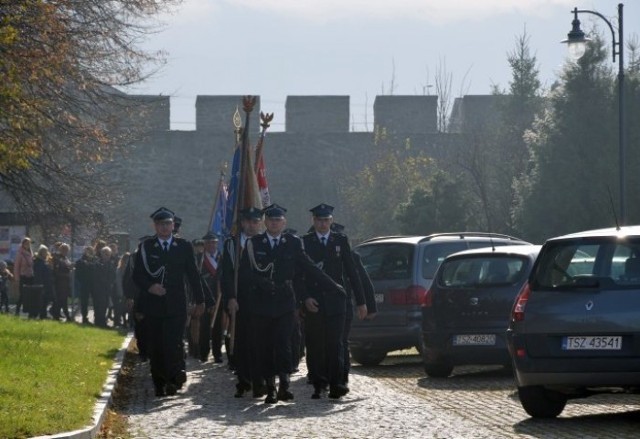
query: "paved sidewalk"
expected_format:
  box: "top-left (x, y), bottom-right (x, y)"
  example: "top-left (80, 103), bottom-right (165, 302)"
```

top-left (121, 353), bottom-right (488, 439)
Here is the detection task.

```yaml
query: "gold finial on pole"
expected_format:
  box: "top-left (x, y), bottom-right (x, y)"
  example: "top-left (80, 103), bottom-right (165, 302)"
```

top-left (233, 106), bottom-right (242, 144)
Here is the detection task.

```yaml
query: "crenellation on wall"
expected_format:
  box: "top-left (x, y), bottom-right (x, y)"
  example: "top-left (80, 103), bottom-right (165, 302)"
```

top-left (285, 96), bottom-right (350, 133)
top-left (373, 95), bottom-right (438, 134)
top-left (121, 95), bottom-right (170, 132)
top-left (195, 95), bottom-right (261, 134)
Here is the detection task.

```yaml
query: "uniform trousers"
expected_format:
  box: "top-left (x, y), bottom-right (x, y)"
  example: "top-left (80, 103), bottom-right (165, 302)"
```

top-left (144, 314), bottom-right (187, 388)
top-left (234, 310), bottom-right (263, 389)
top-left (251, 311), bottom-right (295, 389)
top-left (342, 302), bottom-right (354, 384)
top-left (305, 309), bottom-right (345, 388)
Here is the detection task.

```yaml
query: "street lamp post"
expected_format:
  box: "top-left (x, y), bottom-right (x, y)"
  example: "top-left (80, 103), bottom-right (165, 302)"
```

top-left (562, 3), bottom-right (626, 224)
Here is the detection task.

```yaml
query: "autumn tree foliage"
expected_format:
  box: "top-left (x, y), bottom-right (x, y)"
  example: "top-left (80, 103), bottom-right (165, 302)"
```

top-left (0, 0), bottom-right (176, 225)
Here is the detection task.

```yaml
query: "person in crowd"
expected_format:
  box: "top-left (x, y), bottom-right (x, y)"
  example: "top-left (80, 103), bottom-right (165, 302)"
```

top-left (0, 260), bottom-right (14, 313)
top-left (132, 207), bottom-right (204, 397)
top-left (34, 245), bottom-right (54, 319)
top-left (301, 204), bottom-right (366, 399)
top-left (94, 246), bottom-right (115, 327)
top-left (51, 243), bottom-right (73, 321)
top-left (221, 206), bottom-right (264, 397)
top-left (106, 243), bottom-right (121, 323)
top-left (13, 237), bottom-right (35, 316)
top-left (241, 203), bottom-right (345, 404)
top-left (115, 252), bottom-right (131, 327)
top-left (75, 246), bottom-right (97, 324)
top-left (197, 232), bottom-right (223, 363)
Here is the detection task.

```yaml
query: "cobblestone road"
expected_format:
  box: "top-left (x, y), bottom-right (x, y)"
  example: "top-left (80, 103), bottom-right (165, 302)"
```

top-left (117, 351), bottom-right (640, 438)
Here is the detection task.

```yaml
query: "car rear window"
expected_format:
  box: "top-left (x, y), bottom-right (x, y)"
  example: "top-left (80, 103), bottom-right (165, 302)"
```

top-left (533, 237), bottom-right (640, 289)
top-left (421, 242), bottom-right (469, 279)
top-left (438, 255), bottom-right (529, 287)
top-left (355, 243), bottom-right (414, 281)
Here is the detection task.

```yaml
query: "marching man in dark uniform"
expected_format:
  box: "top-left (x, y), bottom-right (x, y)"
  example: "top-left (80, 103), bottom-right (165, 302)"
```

top-left (221, 207), bottom-right (264, 398)
top-left (133, 207), bottom-right (205, 397)
top-left (242, 203), bottom-right (346, 404)
top-left (302, 204), bottom-right (367, 399)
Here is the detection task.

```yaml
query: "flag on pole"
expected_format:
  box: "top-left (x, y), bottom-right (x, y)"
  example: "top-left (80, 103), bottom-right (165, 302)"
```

top-left (254, 112), bottom-right (273, 208)
top-left (256, 154), bottom-right (271, 208)
top-left (240, 129), bottom-right (262, 211)
top-left (209, 173), bottom-right (228, 237)
top-left (224, 143), bottom-right (240, 233)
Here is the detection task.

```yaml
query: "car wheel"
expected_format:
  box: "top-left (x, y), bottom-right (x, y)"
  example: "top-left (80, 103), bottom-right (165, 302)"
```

top-left (423, 361), bottom-right (454, 378)
top-left (517, 386), bottom-right (567, 418)
top-left (350, 349), bottom-right (387, 366)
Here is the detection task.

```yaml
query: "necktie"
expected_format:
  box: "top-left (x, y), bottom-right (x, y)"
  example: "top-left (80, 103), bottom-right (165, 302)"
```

top-left (163, 241), bottom-right (169, 252)
top-left (321, 236), bottom-right (326, 246)
top-left (272, 238), bottom-right (279, 249)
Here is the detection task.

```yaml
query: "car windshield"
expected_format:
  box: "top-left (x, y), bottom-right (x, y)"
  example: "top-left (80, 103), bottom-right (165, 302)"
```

top-left (533, 237), bottom-right (640, 289)
top-left (355, 243), bottom-right (414, 281)
top-left (439, 255), bottom-right (529, 287)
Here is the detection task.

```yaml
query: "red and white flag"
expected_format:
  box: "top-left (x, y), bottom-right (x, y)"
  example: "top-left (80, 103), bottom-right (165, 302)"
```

top-left (256, 154), bottom-right (271, 208)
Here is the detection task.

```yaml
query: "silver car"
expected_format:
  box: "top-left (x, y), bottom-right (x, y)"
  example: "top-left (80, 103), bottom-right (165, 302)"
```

top-left (507, 226), bottom-right (640, 418)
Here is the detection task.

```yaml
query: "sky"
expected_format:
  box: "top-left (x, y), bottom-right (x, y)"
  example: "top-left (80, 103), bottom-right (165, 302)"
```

top-left (126, 0), bottom-right (640, 131)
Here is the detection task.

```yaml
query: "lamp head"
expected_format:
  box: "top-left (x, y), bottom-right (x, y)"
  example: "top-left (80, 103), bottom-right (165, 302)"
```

top-left (561, 8), bottom-right (590, 61)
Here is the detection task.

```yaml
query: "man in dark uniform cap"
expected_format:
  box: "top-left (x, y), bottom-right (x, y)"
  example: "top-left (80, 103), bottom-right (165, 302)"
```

top-left (242, 203), bottom-right (346, 404)
top-left (220, 206), bottom-right (264, 397)
top-left (301, 204), bottom-right (367, 399)
top-left (133, 207), bottom-right (205, 397)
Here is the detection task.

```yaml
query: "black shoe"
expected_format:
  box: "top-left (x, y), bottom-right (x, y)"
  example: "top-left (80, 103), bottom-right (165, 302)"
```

top-left (264, 390), bottom-right (277, 404)
top-left (277, 388), bottom-right (294, 401)
top-left (311, 391), bottom-right (321, 399)
top-left (175, 371), bottom-right (187, 387)
top-left (154, 385), bottom-right (166, 397)
top-left (328, 384), bottom-right (349, 399)
top-left (165, 383), bottom-right (178, 396)
top-left (235, 382), bottom-right (250, 397)
top-left (214, 357), bottom-right (223, 363)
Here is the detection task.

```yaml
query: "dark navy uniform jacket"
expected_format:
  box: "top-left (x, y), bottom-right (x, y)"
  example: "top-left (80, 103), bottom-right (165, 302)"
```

top-left (133, 236), bottom-right (204, 317)
top-left (220, 235), bottom-right (254, 312)
top-left (243, 232), bottom-right (343, 318)
top-left (302, 231), bottom-right (365, 316)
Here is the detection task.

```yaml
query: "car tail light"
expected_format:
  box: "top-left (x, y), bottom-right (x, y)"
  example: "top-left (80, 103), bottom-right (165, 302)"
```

top-left (511, 282), bottom-right (531, 322)
top-left (389, 285), bottom-right (427, 305)
top-left (420, 288), bottom-right (433, 307)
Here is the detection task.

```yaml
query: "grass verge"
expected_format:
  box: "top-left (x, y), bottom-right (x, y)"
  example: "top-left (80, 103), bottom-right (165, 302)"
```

top-left (0, 314), bottom-right (126, 439)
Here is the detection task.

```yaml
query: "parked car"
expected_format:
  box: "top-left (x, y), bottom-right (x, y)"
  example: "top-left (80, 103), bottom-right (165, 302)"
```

top-left (349, 233), bottom-right (531, 366)
top-left (421, 244), bottom-right (541, 377)
top-left (507, 225), bottom-right (640, 418)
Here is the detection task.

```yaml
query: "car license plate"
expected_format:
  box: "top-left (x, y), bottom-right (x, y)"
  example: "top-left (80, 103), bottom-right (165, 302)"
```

top-left (562, 336), bottom-right (622, 350)
top-left (453, 334), bottom-right (496, 346)
top-left (374, 293), bottom-right (384, 304)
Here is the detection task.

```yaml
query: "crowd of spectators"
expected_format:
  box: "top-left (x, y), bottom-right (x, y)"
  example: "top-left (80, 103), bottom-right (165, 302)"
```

top-left (3, 237), bottom-right (130, 328)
